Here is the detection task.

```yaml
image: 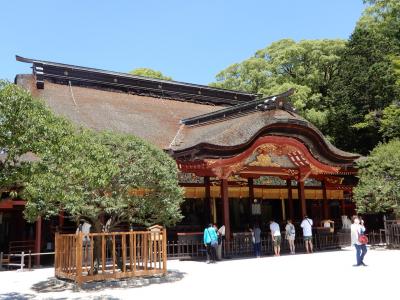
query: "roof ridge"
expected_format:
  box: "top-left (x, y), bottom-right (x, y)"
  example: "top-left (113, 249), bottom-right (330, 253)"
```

top-left (15, 55), bottom-right (259, 98)
top-left (180, 89), bottom-right (295, 126)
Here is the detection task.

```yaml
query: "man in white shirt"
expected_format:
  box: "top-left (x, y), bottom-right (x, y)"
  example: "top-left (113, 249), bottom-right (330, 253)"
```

top-left (300, 216), bottom-right (313, 253)
top-left (269, 220), bottom-right (281, 256)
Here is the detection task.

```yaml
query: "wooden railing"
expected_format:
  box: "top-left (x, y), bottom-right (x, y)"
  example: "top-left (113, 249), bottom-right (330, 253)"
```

top-left (166, 232), bottom-right (352, 259)
top-left (55, 230), bottom-right (167, 285)
top-left (385, 220), bottom-right (400, 248)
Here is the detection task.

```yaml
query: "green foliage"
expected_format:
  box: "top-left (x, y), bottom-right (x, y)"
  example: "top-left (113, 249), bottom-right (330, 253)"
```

top-left (211, 39), bottom-right (346, 131)
top-left (354, 139), bottom-right (400, 216)
top-left (0, 81), bottom-right (73, 191)
top-left (380, 104), bottom-right (400, 140)
top-left (23, 129), bottom-right (184, 229)
top-left (327, 26), bottom-right (399, 154)
top-left (359, 0), bottom-right (400, 49)
top-left (0, 81), bottom-right (183, 230)
top-left (130, 68), bottom-right (173, 80)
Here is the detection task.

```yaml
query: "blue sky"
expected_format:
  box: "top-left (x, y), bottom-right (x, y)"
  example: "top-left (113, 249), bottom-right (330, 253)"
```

top-left (1, 0), bottom-right (365, 85)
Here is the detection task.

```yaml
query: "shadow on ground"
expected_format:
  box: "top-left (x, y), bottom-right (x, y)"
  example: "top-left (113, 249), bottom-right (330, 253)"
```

top-left (0, 292), bottom-right (36, 299)
top-left (31, 269), bottom-right (186, 293)
top-left (0, 293), bottom-right (126, 300)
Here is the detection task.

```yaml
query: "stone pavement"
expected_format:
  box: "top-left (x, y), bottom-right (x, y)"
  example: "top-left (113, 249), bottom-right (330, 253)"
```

top-left (0, 247), bottom-right (398, 300)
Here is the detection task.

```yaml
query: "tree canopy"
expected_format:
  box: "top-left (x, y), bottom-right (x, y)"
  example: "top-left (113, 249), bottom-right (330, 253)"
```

top-left (210, 39), bottom-right (346, 133)
top-left (24, 129), bottom-right (184, 231)
top-left (0, 81), bottom-right (73, 192)
top-left (354, 139), bottom-right (400, 217)
top-left (327, 26), bottom-right (399, 154)
top-left (0, 82), bottom-right (183, 231)
top-left (130, 68), bottom-right (173, 80)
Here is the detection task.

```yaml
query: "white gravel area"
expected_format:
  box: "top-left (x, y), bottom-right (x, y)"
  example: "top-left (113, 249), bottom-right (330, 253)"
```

top-left (0, 247), bottom-right (398, 300)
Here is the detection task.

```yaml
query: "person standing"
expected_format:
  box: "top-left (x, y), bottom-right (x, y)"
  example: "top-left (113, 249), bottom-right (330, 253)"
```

top-left (251, 223), bottom-right (262, 258)
top-left (217, 225), bottom-right (225, 259)
top-left (203, 223), bottom-right (218, 263)
top-left (214, 224), bottom-right (222, 260)
top-left (351, 216), bottom-right (367, 266)
top-left (301, 215), bottom-right (313, 253)
top-left (285, 219), bottom-right (296, 254)
top-left (269, 220), bottom-right (281, 256)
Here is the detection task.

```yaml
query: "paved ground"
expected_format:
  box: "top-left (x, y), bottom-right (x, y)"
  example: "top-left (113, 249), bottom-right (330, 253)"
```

top-left (0, 247), bottom-right (398, 300)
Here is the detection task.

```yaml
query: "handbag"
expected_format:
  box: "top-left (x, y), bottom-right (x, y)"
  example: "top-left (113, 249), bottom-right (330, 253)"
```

top-left (358, 234), bottom-right (368, 245)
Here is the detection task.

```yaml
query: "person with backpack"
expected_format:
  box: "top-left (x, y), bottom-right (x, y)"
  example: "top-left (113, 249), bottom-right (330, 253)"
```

top-left (300, 215), bottom-right (313, 253)
top-left (203, 223), bottom-right (218, 263)
top-left (285, 219), bottom-right (296, 254)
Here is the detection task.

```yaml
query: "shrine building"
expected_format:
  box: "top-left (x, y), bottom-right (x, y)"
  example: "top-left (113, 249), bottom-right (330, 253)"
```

top-left (0, 56), bottom-right (360, 253)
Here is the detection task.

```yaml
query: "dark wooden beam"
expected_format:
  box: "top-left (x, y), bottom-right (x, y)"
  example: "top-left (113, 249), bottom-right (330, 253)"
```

top-left (221, 179), bottom-right (230, 242)
top-left (204, 176), bottom-right (211, 224)
top-left (34, 217), bottom-right (42, 266)
top-left (287, 179), bottom-right (294, 220)
top-left (322, 180), bottom-right (330, 219)
top-left (298, 181), bottom-right (307, 218)
top-left (248, 178), bottom-right (254, 222)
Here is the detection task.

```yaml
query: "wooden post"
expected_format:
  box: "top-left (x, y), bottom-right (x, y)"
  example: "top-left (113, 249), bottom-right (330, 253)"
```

top-left (281, 198), bottom-right (286, 221)
top-left (162, 228), bottom-right (167, 274)
top-left (248, 178), bottom-right (254, 222)
top-left (58, 211), bottom-right (64, 232)
top-left (298, 181), bottom-right (307, 218)
top-left (221, 179), bottom-right (231, 242)
top-left (54, 232), bottom-right (59, 275)
top-left (322, 180), bottom-right (329, 219)
top-left (341, 199), bottom-right (346, 216)
top-left (204, 176), bottom-right (211, 223)
top-left (34, 217), bottom-right (42, 266)
top-left (287, 179), bottom-right (294, 220)
top-left (143, 233), bottom-right (148, 270)
top-left (122, 234), bottom-right (126, 273)
top-left (75, 232), bottom-right (83, 285)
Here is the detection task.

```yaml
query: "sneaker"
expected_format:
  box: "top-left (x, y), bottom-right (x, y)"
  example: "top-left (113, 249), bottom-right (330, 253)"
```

top-left (352, 264), bottom-right (361, 267)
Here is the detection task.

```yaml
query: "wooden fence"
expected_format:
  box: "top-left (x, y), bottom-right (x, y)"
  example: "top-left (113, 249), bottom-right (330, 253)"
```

top-left (55, 230), bottom-right (167, 285)
top-left (385, 220), bottom-right (400, 248)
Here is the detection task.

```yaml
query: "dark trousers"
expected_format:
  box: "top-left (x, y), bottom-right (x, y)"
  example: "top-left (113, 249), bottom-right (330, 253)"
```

top-left (206, 243), bottom-right (217, 262)
top-left (354, 244), bottom-right (367, 265)
top-left (253, 242), bottom-right (261, 257)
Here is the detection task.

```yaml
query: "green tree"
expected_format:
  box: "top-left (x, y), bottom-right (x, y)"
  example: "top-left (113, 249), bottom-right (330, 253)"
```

top-left (354, 139), bottom-right (400, 217)
top-left (0, 81), bottom-right (73, 192)
top-left (328, 26), bottom-right (399, 154)
top-left (0, 81), bottom-right (183, 231)
top-left (359, 0), bottom-right (400, 49)
top-left (211, 39), bottom-right (346, 130)
top-left (380, 104), bottom-right (400, 140)
top-left (23, 129), bottom-right (184, 231)
top-left (130, 68), bottom-right (173, 80)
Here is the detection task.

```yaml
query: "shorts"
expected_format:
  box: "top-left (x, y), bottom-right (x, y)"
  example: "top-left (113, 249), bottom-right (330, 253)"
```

top-left (286, 235), bottom-right (295, 241)
top-left (273, 236), bottom-right (281, 246)
top-left (304, 236), bottom-right (312, 241)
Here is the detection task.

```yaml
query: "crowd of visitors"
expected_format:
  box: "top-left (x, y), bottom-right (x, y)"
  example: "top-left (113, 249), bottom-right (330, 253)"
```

top-left (203, 215), bottom-right (368, 266)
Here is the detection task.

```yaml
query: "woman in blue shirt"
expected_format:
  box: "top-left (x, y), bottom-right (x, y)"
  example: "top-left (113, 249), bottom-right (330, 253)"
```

top-left (203, 223), bottom-right (218, 263)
